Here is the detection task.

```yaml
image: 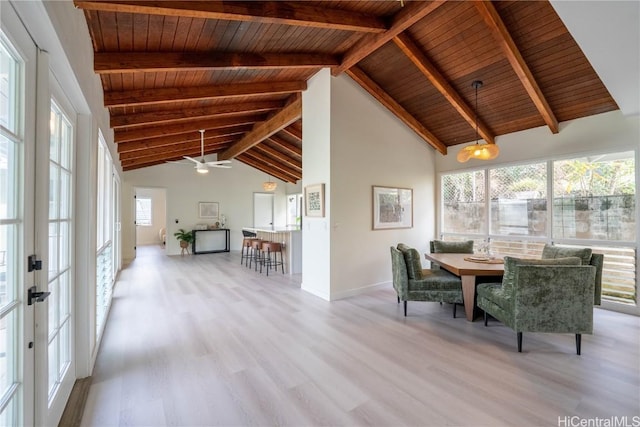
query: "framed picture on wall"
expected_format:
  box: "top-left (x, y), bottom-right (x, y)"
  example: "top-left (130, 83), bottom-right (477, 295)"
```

top-left (305, 183), bottom-right (325, 217)
top-left (372, 186), bottom-right (413, 230)
top-left (198, 202), bottom-right (219, 219)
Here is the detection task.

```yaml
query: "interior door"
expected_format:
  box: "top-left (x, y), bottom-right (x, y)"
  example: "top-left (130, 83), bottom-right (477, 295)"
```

top-left (0, 4), bottom-right (37, 425)
top-left (254, 193), bottom-right (274, 229)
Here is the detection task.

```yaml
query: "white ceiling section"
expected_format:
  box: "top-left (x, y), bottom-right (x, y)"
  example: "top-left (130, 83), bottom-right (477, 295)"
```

top-left (551, 0), bottom-right (640, 116)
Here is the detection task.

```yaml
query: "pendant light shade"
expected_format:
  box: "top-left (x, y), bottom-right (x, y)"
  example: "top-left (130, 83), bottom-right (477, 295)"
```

top-left (263, 177), bottom-right (277, 191)
top-left (457, 80), bottom-right (499, 163)
top-left (456, 142), bottom-right (500, 162)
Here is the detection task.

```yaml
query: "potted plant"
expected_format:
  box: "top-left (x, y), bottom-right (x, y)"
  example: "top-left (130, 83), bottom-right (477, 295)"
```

top-left (173, 228), bottom-right (193, 255)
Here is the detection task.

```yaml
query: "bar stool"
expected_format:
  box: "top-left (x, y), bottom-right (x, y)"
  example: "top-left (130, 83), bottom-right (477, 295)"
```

top-left (241, 230), bottom-right (257, 266)
top-left (249, 239), bottom-right (266, 271)
top-left (260, 242), bottom-right (284, 276)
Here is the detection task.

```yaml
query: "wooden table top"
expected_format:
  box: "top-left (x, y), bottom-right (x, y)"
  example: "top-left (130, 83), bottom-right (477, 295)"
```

top-left (424, 253), bottom-right (505, 276)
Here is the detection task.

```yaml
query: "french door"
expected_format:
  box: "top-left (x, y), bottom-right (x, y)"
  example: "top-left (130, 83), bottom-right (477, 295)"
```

top-left (0, 4), bottom-right (37, 424)
top-left (1, 3), bottom-right (76, 425)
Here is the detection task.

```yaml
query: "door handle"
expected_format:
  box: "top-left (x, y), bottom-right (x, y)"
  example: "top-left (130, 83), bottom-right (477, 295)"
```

top-left (27, 286), bottom-right (51, 305)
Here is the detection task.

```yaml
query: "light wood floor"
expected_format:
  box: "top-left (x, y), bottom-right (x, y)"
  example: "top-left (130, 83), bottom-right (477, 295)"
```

top-left (81, 245), bottom-right (640, 426)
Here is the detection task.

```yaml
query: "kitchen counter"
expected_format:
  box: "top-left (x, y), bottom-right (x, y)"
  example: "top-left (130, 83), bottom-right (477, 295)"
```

top-left (243, 227), bottom-right (301, 274)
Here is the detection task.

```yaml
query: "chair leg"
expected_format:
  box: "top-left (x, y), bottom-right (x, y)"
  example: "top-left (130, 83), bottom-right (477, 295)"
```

top-left (484, 311), bottom-right (488, 326)
top-left (453, 303), bottom-right (457, 318)
top-left (280, 250), bottom-right (284, 274)
top-left (576, 334), bottom-right (582, 355)
top-left (403, 301), bottom-right (407, 317)
top-left (517, 332), bottom-right (523, 353)
top-left (397, 296), bottom-right (400, 304)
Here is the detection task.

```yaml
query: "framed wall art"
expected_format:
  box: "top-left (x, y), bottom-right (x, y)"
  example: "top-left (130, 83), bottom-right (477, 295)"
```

top-left (305, 183), bottom-right (325, 217)
top-left (372, 186), bottom-right (413, 230)
top-left (198, 202), bottom-right (219, 219)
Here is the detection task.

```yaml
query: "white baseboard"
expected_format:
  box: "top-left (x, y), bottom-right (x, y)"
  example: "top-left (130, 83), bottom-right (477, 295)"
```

top-left (329, 280), bottom-right (391, 300)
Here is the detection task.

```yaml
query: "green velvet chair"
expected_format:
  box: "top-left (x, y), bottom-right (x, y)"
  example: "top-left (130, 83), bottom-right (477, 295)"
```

top-left (428, 240), bottom-right (474, 270)
top-left (477, 247), bottom-right (602, 354)
top-left (391, 244), bottom-right (463, 317)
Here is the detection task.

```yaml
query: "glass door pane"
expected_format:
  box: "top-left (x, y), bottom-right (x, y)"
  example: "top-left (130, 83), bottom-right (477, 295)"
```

top-left (0, 19), bottom-right (30, 424)
top-left (44, 100), bottom-right (73, 403)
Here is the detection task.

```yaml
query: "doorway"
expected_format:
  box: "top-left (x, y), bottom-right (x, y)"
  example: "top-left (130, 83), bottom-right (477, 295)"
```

top-left (134, 187), bottom-right (167, 249)
top-left (253, 193), bottom-right (274, 229)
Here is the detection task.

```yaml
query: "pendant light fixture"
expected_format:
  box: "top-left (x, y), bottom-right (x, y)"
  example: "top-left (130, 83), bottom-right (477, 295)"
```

top-left (457, 80), bottom-right (499, 162)
top-left (263, 175), bottom-right (277, 191)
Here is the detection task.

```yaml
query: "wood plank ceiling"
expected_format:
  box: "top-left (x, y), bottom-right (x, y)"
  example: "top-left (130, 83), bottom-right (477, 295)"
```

top-left (75, 0), bottom-right (618, 182)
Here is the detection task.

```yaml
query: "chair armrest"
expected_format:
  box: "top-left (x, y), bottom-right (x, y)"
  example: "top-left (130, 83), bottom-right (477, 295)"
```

top-left (513, 265), bottom-right (596, 333)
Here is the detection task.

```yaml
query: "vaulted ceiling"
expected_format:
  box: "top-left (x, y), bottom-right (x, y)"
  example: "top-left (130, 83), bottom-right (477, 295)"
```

top-left (74, 0), bottom-right (618, 182)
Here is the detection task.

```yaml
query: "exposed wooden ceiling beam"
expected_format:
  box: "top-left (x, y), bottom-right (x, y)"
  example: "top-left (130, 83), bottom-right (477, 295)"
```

top-left (104, 80), bottom-right (306, 108)
top-left (110, 100), bottom-right (283, 129)
top-left (73, 1), bottom-right (387, 33)
top-left (345, 66), bottom-right (447, 155)
top-left (218, 94), bottom-right (302, 160)
top-left (119, 136), bottom-right (235, 161)
top-left (474, 1), bottom-right (559, 134)
top-left (121, 145), bottom-right (232, 170)
top-left (280, 125), bottom-right (302, 142)
top-left (332, 1), bottom-right (446, 76)
top-left (253, 144), bottom-right (302, 172)
top-left (95, 52), bottom-right (339, 74)
top-left (393, 33), bottom-right (495, 145)
top-left (236, 154), bottom-right (297, 183)
top-left (243, 150), bottom-right (302, 180)
top-left (117, 125), bottom-right (250, 153)
top-left (267, 135), bottom-right (302, 158)
top-left (114, 113), bottom-right (265, 143)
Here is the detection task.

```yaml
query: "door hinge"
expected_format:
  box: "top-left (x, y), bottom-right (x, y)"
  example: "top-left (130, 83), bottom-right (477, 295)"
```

top-left (27, 255), bottom-right (42, 272)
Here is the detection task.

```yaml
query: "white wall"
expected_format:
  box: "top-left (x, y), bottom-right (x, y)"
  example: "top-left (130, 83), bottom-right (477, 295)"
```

top-left (122, 161), bottom-right (289, 259)
top-left (301, 69), bottom-right (333, 299)
top-left (329, 74), bottom-right (438, 299)
top-left (135, 188), bottom-right (167, 246)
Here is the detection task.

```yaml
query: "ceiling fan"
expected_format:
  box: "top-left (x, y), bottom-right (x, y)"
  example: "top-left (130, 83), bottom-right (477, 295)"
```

top-left (171, 129), bottom-right (231, 174)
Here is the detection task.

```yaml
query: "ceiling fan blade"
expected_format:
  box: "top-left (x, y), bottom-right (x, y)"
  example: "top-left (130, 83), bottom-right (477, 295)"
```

top-left (183, 156), bottom-right (203, 165)
top-left (204, 160), bottom-right (231, 166)
top-left (209, 164), bottom-right (232, 169)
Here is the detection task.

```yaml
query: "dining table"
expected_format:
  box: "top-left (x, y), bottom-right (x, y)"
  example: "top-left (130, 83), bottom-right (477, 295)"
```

top-left (424, 252), bottom-right (505, 321)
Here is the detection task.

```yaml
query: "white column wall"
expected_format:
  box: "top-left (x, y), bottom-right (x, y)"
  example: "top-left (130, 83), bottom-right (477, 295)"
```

top-left (301, 69), bottom-right (333, 300)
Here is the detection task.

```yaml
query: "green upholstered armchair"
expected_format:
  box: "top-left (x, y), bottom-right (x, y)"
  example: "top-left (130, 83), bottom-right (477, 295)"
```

top-left (428, 240), bottom-right (474, 270)
top-left (477, 253), bottom-right (599, 354)
top-left (391, 244), bottom-right (463, 317)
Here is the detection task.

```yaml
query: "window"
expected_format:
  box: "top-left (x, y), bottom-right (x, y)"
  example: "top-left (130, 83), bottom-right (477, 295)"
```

top-left (135, 197), bottom-right (152, 226)
top-left (490, 163), bottom-right (547, 237)
top-left (440, 150), bottom-right (637, 307)
top-left (553, 153), bottom-right (635, 241)
top-left (95, 132), bottom-right (113, 339)
top-left (441, 170), bottom-right (485, 235)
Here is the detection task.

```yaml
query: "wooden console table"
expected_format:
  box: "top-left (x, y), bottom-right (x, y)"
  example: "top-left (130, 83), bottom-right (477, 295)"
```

top-left (192, 229), bottom-right (230, 254)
